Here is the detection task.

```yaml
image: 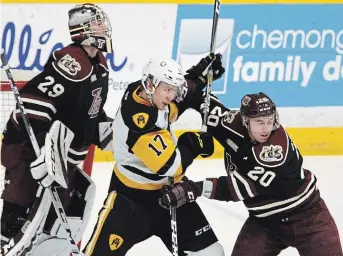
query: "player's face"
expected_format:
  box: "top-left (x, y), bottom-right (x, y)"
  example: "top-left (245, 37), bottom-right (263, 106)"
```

top-left (152, 82), bottom-right (179, 110)
top-left (90, 20), bottom-right (108, 36)
top-left (248, 115), bottom-right (274, 143)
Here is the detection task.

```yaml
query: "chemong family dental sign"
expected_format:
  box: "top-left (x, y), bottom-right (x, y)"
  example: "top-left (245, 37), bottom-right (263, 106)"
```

top-left (233, 26), bottom-right (343, 86)
top-left (173, 4), bottom-right (343, 108)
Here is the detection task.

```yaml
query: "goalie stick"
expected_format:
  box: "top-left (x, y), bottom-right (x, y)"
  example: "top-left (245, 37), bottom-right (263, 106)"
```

top-left (0, 50), bottom-right (81, 256)
top-left (201, 0), bottom-right (221, 132)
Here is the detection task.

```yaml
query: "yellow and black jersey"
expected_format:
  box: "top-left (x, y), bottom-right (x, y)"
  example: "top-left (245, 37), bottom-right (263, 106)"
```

top-left (110, 81), bottom-right (194, 203)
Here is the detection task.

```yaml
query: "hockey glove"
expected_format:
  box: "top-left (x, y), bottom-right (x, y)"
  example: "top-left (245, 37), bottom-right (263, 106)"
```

top-left (159, 177), bottom-right (202, 209)
top-left (185, 53), bottom-right (225, 90)
top-left (30, 121), bottom-right (74, 188)
top-left (30, 146), bottom-right (55, 188)
top-left (178, 131), bottom-right (214, 159)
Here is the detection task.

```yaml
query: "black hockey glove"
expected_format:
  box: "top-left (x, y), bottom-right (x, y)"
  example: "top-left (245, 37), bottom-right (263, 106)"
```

top-left (178, 131), bottom-right (214, 159)
top-left (185, 53), bottom-right (225, 90)
top-left (159, 177), bottom-right (202, 209)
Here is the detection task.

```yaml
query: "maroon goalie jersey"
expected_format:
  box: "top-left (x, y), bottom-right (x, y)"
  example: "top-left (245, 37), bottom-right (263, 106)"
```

top-left (201, 96), bottom-right (320, 218)
top-left (2, 43), bottom-right (109, 165)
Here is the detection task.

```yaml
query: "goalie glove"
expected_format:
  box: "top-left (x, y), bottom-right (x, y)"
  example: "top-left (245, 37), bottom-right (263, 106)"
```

top-left (185, 53), bottom-right (225, 90)
top-left (30, 121), bottom-right (74, 188)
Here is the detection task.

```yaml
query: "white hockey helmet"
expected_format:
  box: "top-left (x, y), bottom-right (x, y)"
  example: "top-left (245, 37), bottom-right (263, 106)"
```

top-left (141, 57), bottom-right (186, 100)
top-left (68, 3), bottom-right (112, 53)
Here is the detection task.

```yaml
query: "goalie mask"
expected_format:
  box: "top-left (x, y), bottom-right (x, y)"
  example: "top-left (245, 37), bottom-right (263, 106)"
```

top-left (68, 3), bottom-right (112, 53)
top-left (141, 57), bottom-right (187, 105)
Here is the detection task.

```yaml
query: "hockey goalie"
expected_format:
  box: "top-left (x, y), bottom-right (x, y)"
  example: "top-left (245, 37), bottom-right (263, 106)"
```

top-left (1, 3), bottom-right (113, 256)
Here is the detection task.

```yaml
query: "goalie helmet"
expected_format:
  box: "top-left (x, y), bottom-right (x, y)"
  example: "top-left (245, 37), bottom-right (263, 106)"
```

top-left (68, 3), bottom-right (112, 53)
top-left (240, 92), bottom-right (280, 130)
top-left (141, 57), bottom-right (186, 102)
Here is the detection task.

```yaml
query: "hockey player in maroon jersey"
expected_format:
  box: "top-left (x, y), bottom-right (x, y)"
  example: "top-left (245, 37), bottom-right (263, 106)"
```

top-left (1, 3), bottom-right (114, 255)
top-left (161, 92), bottom-right (343, 255)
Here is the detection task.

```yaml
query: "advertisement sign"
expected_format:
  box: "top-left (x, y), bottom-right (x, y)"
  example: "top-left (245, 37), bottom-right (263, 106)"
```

top-left (173, 4), bottom-right (343, 107)
top-left (1, 4), bottom-right (177, 117)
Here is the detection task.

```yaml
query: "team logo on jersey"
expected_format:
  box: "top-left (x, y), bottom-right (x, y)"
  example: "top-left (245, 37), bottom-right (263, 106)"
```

top-left (259, 145), bottom-right (283, 162)
top-left (223, 110), bottom-right (238, 124)
top-left (132, 113), bottom-right (149, 129)
top-left (109, 234), bottom-right (124, 251)
top-left (89, 88), bottom-right (103, 118)
top-left (57, 54), bottom-right (81, 75)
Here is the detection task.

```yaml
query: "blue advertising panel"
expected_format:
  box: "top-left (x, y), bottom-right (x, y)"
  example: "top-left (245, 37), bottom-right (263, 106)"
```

top-left (173, 4), bottom-right (343, 107)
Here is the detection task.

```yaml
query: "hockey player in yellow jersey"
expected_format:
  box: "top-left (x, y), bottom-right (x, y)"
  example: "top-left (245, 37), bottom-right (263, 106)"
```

top-left (84, 54), bottom-right (226, 255)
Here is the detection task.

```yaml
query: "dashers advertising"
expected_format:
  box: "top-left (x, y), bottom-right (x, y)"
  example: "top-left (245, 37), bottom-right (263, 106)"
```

top-left (173, 4), bottom-right (343, 107)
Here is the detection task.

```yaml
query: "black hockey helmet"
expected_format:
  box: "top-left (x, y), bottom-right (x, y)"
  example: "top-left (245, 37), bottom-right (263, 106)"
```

top-left (240, 92), bottom-right (280, 130)
top-left (68, 3), bottom-right (112, 53)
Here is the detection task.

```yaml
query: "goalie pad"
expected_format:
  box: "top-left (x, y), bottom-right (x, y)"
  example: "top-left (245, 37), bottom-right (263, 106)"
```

top-left (1, 187), bottom-right (52, 256)
top-left (1, 168), bottom-right (95, 256)
top-left (45, 120), bottom-right (74, 188)
top-left (27, 167), bottom-right (95, 256)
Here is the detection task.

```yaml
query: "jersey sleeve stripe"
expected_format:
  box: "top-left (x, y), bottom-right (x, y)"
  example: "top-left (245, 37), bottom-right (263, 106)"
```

top-left (233, 171), bottom-right (256, 198)
top-left (247, 172), bottom-right (316, 211)
top-left (229, 172), bottom-right (244, 201)
top-left (11, 96), bottom-right (58, 124)
top-left (253, 185), bottom-right (316, 218)
top-left (12, 109), bottom-right (53, 124)
top-left (21, 97), bottom-right (57, 113)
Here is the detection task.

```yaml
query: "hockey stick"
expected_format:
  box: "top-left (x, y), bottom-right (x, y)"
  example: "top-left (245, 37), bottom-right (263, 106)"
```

top-left (201, 0), bottom-right (221, 132)
top-left (168, 177), bottom-right (178, 256)
top-left (0, 50), bottom-right (81, 256)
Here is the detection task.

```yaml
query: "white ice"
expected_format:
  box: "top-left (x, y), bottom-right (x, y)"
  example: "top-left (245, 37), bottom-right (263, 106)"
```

top-left (81, 156), bottom-right (343, 255)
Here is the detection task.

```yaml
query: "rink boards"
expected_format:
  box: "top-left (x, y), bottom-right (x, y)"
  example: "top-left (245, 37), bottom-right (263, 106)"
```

top-left (1, 1), bottom-right (342, 159)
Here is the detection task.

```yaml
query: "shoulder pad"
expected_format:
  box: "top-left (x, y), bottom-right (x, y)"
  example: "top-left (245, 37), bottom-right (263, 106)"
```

top-left (252, 126), bottom-right (289, 168)
top-left (121, 82), bottom-right (157, 132)
top-left (51, 45), bottom-right (93, 82)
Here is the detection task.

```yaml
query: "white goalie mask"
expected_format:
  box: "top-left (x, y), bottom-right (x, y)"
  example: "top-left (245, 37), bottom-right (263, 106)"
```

top-left (68, 3), bottom-right (112, 53)
top-left (141, 57), bottom-right (187, 103)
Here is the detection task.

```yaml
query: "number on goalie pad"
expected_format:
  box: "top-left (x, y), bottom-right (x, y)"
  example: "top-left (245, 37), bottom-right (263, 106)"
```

top-left (1, 168), bottom-right (95, 256)
top-left (45, 120), bottom-right (74, 188)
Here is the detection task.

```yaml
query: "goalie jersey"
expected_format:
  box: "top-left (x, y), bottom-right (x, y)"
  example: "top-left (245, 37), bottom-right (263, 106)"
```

top-left (2, 43), bottom-right (109, 163)
top-left (1, 43), bottom-right (109, 206)
top-left (197, 96), bottom-right (320, 218)
top-left (110, 81), bottom-right (197, 204)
